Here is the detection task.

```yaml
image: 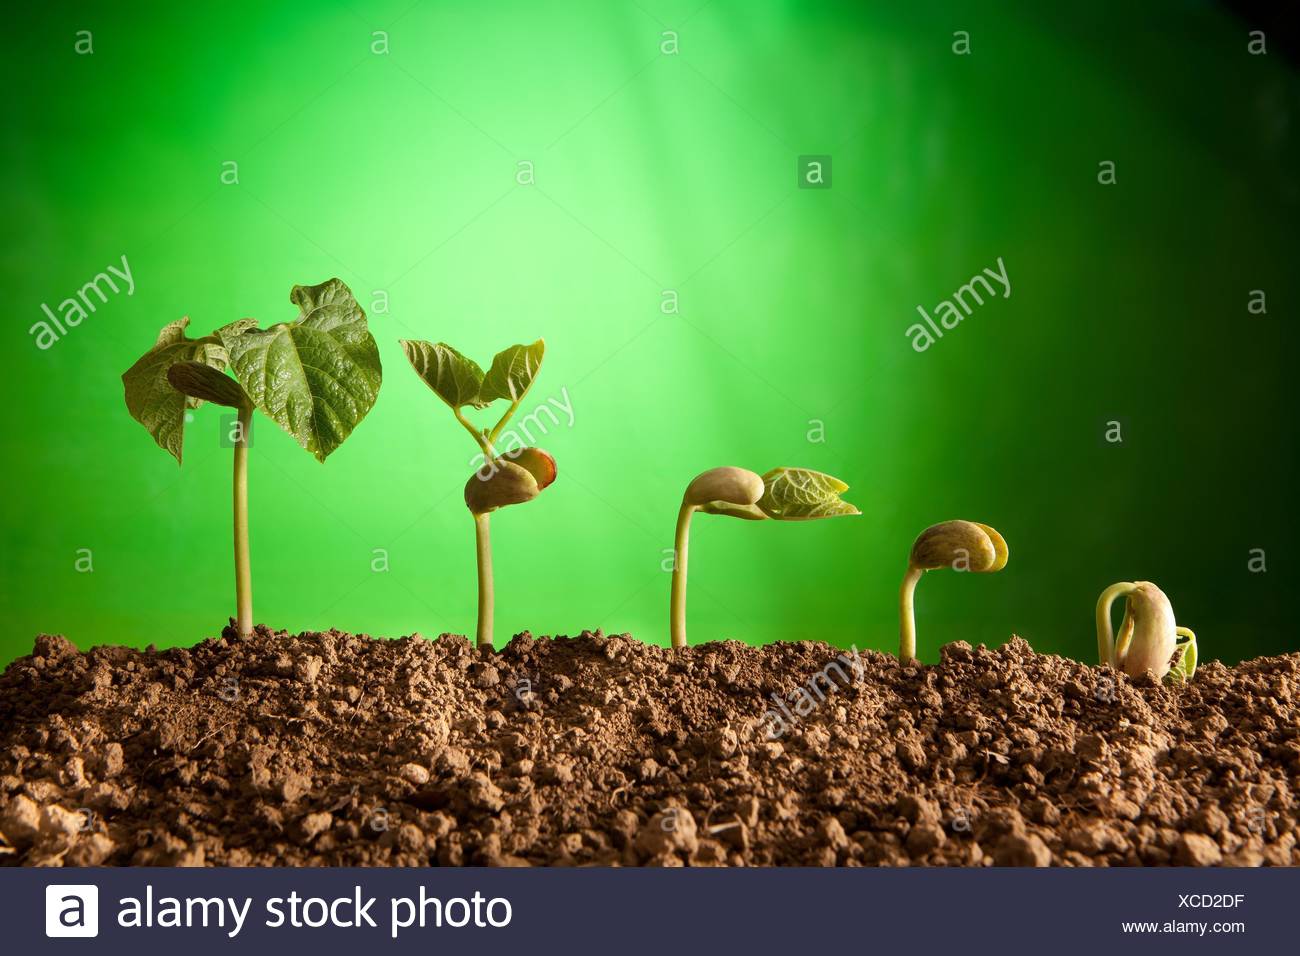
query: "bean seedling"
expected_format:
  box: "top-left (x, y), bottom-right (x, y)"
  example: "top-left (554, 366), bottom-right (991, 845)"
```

top-left (1096, 580), bottom-right (1198, 682)
top-left (122, 279), bottom-right (382, 637)
top-left (400, 338), bottom-right (554, 650)
top-left (669, 466), bottom-right (858, 648)
top-left (898, 520), bottom-right (1008, 663)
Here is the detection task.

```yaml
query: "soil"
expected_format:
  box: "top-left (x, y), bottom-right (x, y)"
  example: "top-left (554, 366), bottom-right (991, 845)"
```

top-left (0, 626), bottom-right (1297, 867)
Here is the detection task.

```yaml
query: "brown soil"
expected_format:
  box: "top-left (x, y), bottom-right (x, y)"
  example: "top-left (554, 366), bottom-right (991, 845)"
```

top-left (1, 627), bottom-right (1297, 867)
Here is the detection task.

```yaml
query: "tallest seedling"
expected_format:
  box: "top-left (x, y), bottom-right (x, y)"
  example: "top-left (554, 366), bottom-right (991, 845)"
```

top-left (123, 279), bottom-right (382, 637)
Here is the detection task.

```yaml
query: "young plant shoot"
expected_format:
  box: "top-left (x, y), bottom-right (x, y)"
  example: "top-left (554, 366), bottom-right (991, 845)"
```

top-left (669, 466), bottom-right (859, 648)
top-left (400, 338), bottom-right (554, 650)
top-left (899, 520), bottom-right (1008, 663)
top-left (1096, 581), bottom-right (1198, 682)
top-left (122, 279), bottom-right (382, 638)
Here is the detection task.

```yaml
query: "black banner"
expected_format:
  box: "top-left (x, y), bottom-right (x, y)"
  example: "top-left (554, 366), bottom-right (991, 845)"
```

top-left (4, 866), bottom-right (1290, 953)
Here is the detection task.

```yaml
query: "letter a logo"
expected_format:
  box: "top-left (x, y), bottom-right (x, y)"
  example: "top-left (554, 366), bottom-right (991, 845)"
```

top-left (45, 885), bottom-right (99, 937)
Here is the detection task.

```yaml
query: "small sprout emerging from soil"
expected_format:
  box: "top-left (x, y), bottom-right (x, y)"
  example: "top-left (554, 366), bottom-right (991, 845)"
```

top-left (1096, 581), bottom-right (1199, 682)
top-left (123, 280), bottom-right (381, 637)
top-left (669, 466), bottom-right (858, 648)
top-left (899, 521), bottom-right (1008, 663)
top-left (400, 338), bottom-right (554, 650)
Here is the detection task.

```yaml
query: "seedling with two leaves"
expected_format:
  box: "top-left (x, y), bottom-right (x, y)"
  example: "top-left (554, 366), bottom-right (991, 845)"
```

top-left (400, 338), bottom-right (554, 650)
top-left (669, 466), bottom-right (859, 648)
top-left (122, 279), bottom-right (382, 638)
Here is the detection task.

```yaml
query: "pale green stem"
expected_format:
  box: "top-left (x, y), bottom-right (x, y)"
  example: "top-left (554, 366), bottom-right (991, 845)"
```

top-left (454, 407), bottom-right (496, 459)
top-left (1096, 581), bottom-right (1137, 668)
top-left (898, 565), bottom-right (923, 663)
top-left (488, 399), bottom-right (521, 446)
top-left (669, 503), bottom-right (696, 649)
top-left (232, 403), bottom-right (254, 638)
top-left (474, 511), bottom-right (494, 650)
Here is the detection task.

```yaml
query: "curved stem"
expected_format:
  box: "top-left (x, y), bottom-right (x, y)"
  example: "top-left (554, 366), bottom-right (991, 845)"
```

top-left (669, 503), bottom-right (696, 649)
top-left (474, 512), bottom-right (494, 650)
top-left (232, 403), bottom-right (254, 638)
top-left (898, 565), bottom-right (922, 662)
top-left (1096, 581), bottom-right (1137, 668)
top-left (454, 407), bottom-right (496, 459)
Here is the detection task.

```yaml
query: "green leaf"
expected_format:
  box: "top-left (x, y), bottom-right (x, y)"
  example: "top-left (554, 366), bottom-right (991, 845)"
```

top-left (154, 317), bottom-right (193, 347)
top-left (289, 278), bottom-right (363, 326)
top-left (1168, 628), bottom-right (1198, 684)
top-left (122, 317), bottom-right (229, 464)
top-left (757, 467), bottom-right (860, 520)
top-left (215, 318), bottom-right (260, 339)
top-left (219, 279), bottom-right (382, 463)
top-left (400, 340), bottom-right (487, 409)
top-left (167, 361), bottom-right (249, 409)
top-left (480, 339), bottom-right (545, 404)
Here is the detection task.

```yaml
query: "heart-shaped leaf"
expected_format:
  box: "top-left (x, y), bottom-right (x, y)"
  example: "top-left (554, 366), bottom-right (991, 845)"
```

top-left (219, 279), bottom-right (382, 463)
top-left (479, 339), bottom-right (545, 404)
top-left (289, 277), bottom-right (361, 323)
top-left (167, 361), bottom-right (249, 409)
top-left (757, 467), bottom-right (860, 520)
top-left (122, 317), bottom-right (230, 464)
top-left (401, 340), bottom-right (487, 409)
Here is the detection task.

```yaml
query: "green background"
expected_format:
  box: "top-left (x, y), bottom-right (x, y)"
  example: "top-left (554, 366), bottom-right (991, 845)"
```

top-left (3, 1), bottom-right (1296, 669)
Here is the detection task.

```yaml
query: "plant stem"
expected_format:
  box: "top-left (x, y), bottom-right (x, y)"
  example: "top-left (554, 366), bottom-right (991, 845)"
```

top-left (898, 565), bottom-right (922, 662)
top-left (669, 503), bottom-right (696, 649)
top-left (474, 511), bottom-right (494, 650)
top-left (232, 402), bottom-right (254, 638)
top-left (1095, 581), bottom-right (1137, 668)
top-left (454, 407), bottom-right (496, 459)
top-left (488, 399), bottom-right (521, 446)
